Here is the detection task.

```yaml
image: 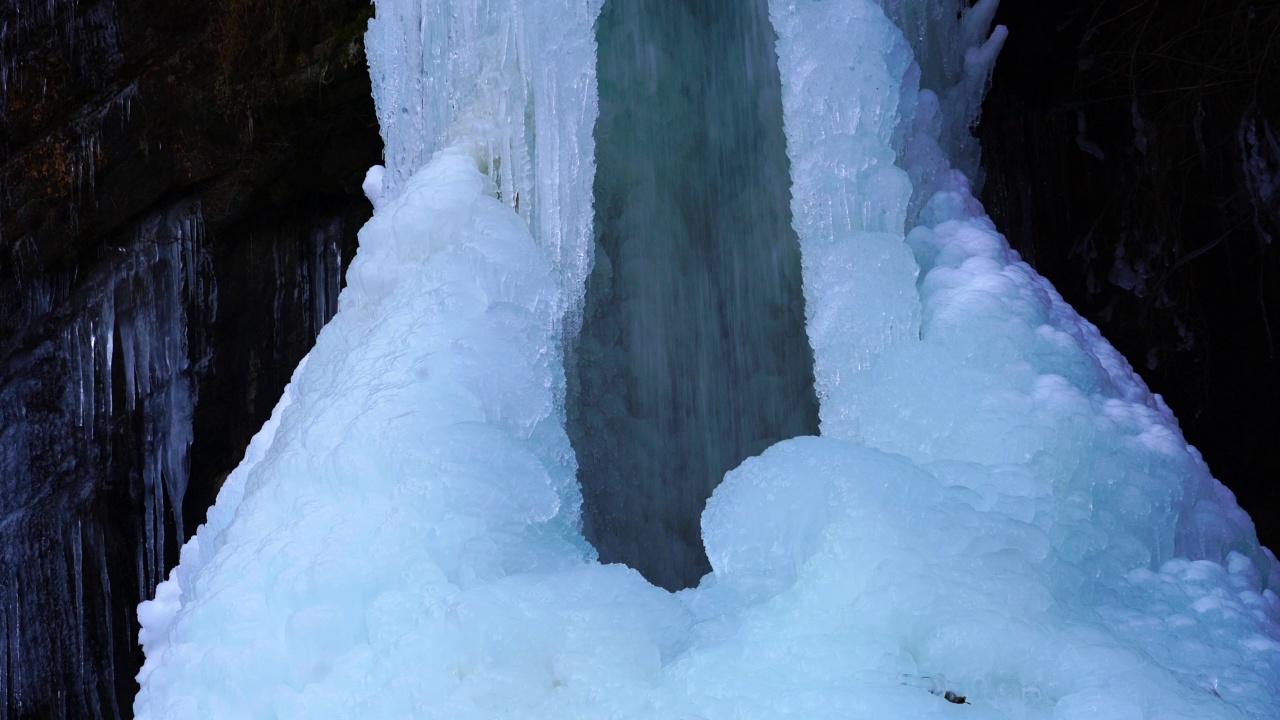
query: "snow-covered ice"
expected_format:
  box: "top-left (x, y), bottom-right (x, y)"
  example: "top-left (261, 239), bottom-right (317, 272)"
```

top-left (134, 0), bottom-right (1280, 718)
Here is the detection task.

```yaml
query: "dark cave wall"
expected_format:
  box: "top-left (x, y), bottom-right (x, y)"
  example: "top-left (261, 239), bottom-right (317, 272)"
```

top-left (978, 1), bottom-right (1280, 551)
top-left (0, 0), bottom-right (381, 717)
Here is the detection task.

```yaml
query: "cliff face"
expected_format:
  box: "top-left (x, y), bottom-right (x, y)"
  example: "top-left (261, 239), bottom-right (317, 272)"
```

top-left (0, 1), bottom-right (381, 717)
top-left (979, 1), bottom-right (1280, 552)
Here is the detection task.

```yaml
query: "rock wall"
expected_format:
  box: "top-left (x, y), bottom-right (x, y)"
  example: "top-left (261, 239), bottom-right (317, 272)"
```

top-left (0, 1), bottom-right (381, 717)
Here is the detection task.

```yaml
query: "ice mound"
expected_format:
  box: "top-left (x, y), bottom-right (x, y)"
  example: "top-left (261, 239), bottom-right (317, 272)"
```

top-left (134, 148), bottom-right (680, 718)
top-left (135, 0), bottom-right (1280, 717)
top-left (686, 436), bottom-right (1278, 719)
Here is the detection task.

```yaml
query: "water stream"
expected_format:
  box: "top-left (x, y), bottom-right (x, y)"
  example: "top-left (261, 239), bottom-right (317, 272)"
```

top-left (569, 0), bottom-right (819, 591)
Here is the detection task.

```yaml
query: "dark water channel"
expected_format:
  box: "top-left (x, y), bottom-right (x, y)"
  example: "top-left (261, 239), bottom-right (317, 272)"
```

top-left (569, 0), bottom-right (820, 591)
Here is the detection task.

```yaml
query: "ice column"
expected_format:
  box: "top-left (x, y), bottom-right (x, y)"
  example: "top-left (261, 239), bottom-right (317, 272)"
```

top-left (365, 0), bottom-right (603, 331)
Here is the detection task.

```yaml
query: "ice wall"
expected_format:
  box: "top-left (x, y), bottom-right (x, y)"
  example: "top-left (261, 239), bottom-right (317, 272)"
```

top-left (774, 0), bottom-right (1273, 580)
top-left (756, 0), bottom-right (1280, 715)
top-left (365, 0), bottom-right (602, 331)
top-left (135, 0), bottom-right (1280, 718)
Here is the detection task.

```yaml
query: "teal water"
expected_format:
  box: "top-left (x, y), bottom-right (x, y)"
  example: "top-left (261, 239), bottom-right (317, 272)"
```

top-left (569, 0), bottom-right (819, 591)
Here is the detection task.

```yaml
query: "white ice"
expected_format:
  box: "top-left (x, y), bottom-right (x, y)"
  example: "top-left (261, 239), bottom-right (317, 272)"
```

top-left (134, 0), bottom-right (1280, 718)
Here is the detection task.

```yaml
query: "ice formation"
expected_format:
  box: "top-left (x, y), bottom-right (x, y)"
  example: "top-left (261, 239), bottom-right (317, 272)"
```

top-left (134, 0), bottom-right (1280, 718)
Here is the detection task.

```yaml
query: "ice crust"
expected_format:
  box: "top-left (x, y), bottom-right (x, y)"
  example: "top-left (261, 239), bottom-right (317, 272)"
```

top-left (135, 0), bottom-right (1280, 718)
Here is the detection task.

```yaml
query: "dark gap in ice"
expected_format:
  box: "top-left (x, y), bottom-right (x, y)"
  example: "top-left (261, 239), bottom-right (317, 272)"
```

top-left (568, 0), bottom-right (820, 591)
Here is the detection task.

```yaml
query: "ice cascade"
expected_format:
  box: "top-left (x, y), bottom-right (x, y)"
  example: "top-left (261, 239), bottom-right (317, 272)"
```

top-left (134, 0), bottom-right (1280, 718)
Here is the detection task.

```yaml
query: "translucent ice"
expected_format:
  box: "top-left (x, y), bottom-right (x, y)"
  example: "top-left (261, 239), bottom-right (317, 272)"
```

top-left (365, 0), bottom-right (603, 332)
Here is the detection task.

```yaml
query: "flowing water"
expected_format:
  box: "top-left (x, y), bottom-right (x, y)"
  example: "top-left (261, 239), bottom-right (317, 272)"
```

top-left (569, 0), bottom-right (819, 591)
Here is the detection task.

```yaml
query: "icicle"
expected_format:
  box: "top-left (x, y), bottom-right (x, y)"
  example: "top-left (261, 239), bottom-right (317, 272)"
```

top-left (84, 318), bottom-right (95, 440)
top-left (97, 524), bottom-right (119, 720)
top-left (365, 0), bottom-right (602, 334)
top-left (1, 580), bottom-right (10, 720)
top-left (141, 448), bottom-right (161, 595)
top-left (101, 290), bottom-right (115, 417)
top-left (70, 521), bottom-right (85, 693)
top-left (308, 218), bottom-right (344, 335)
top-left (70, 325), bottom-right (86, 429)
top-left (0, 604), bottom-right (7, 720)
top-left (272, 239), bottom-right (283, 344)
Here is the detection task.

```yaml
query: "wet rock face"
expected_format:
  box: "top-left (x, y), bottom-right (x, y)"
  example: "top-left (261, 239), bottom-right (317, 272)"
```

top-left (978, 1), bottom-right (1280, 552)
top-left (0, 0), bottom-right (381, 717)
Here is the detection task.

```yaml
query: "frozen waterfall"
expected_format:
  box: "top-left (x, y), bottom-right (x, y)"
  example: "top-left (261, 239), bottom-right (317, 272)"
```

top-left (133, 0), bottom-right (1280, 718)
